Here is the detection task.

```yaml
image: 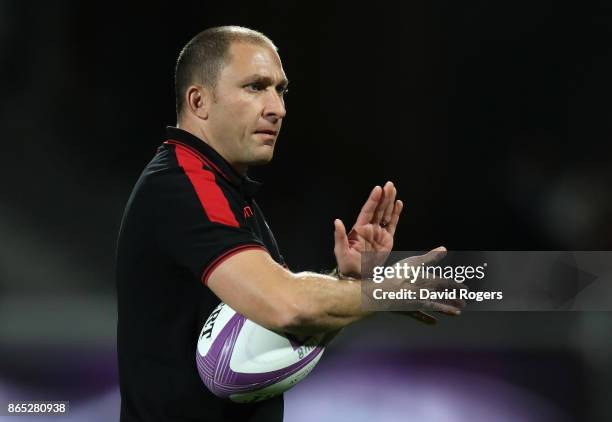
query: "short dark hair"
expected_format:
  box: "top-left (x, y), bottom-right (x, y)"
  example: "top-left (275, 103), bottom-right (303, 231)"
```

top-left (174, 26), bottom-right (276, 118)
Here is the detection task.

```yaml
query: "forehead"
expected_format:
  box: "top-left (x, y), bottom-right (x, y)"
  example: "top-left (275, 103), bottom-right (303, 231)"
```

top-left (221, 41), bottom-right (287, 82)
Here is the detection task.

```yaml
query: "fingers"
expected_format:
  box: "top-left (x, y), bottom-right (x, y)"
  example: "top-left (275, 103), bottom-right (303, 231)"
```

top-left (424, 277), bottom-right (468, 314)
top-left (447, 297), bottom-right (467, 309)
top-left (354, 186), bottom-right (382, 227)
top-left (417, 246), bottom-right (448, 266)
top-left (354, 182), bottom-right (400, 229)
top-left (424, 301), bottom-right (462, 316)
top-left (382, 183), bottom-right (397, 225)
top-left (373, 181), bottom-right (393, 224)
top-left (407, 310), bottom-right (438, 325)
top-left (385, 199), bottom-right (403, 236)
top-left (391, 311), bottom-right (438, 325)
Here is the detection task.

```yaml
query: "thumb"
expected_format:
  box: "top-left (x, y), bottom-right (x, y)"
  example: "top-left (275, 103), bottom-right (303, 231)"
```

top-left (334, 219), bottom-right (349, 252)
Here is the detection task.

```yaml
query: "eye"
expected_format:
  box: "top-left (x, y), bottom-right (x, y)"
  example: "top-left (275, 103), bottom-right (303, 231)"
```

top-left (245, 82), bottom-right (265, 92)
top-left (277, 86), bottom-right (289, 97)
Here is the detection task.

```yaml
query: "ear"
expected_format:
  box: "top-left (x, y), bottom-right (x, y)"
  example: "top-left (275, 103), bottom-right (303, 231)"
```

top-left (185, 84), bottom-right (212, 120)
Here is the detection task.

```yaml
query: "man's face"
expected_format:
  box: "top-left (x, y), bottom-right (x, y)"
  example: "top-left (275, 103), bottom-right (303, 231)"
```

top-left (205, 42), bottom-right (288, 170)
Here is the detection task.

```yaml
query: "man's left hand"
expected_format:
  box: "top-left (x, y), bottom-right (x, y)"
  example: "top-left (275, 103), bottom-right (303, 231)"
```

top-left (333, 181), bottom-right (403, 278)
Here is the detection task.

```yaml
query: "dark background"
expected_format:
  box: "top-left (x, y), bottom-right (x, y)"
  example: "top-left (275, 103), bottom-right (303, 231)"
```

top-left (0, 1), bottom-right (610, 421)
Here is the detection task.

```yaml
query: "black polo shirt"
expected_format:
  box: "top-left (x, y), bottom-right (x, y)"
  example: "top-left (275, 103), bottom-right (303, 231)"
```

top-left (116, 127), bottom-right (285, 421)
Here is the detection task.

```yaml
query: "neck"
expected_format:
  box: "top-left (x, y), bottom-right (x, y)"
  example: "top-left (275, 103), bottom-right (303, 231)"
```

top-left (176, 120), bottom-right (248, 176)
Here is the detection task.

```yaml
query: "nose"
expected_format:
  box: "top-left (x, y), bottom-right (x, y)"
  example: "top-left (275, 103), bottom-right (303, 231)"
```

top-left (263, 89), bottom-right (286, 122)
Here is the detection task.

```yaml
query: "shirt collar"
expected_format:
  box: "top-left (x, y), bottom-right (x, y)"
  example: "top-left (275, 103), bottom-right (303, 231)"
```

top-left (165, 126), bottom-right (262, 197)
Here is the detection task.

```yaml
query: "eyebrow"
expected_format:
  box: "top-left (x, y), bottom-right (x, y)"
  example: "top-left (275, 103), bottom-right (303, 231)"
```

top-left (243, 74), bottom-right (289, 89)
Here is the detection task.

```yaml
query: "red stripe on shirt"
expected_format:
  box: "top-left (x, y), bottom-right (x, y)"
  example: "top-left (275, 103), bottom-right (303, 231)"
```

top-left (201, 244), bottom-right (267, 285)
top-left (165, 140), bottom-right (231, 182)
top-left (174, 145), bottom-right (240, 227)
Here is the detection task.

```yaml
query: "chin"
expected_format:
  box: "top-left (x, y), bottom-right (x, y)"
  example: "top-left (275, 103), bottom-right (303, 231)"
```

top-left (247, 147), bottom-right (275, 166)
top-left (248, 155), bottom-right (274, 166)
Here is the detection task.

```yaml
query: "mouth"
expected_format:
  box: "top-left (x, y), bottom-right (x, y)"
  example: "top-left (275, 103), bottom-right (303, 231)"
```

top-left (254, 129), bottom-right (278, 137)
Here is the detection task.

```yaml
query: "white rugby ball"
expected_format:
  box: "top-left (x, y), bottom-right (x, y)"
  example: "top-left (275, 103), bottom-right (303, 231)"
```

top-left (196, 302), bottom-right (329, 403)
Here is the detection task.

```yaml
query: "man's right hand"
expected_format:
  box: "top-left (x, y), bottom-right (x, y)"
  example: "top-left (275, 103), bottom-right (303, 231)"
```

top-left (365, 247), bottom-right (468, 320)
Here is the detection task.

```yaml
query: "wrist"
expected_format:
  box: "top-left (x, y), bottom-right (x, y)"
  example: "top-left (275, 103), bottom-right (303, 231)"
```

top-left (331, 266), bottom-right (360, 281)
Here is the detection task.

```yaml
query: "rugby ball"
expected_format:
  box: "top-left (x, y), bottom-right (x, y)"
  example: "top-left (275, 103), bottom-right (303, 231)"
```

top-left (196, 302), bottom-right (329, 403)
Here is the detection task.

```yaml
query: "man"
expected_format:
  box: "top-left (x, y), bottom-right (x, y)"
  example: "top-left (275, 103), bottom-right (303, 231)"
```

top-left (116, 26), bottom-right (463, 422)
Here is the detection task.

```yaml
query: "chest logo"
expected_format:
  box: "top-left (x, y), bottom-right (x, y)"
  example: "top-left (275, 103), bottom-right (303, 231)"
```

top-left (243, 206), bottom-right (254, 218)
